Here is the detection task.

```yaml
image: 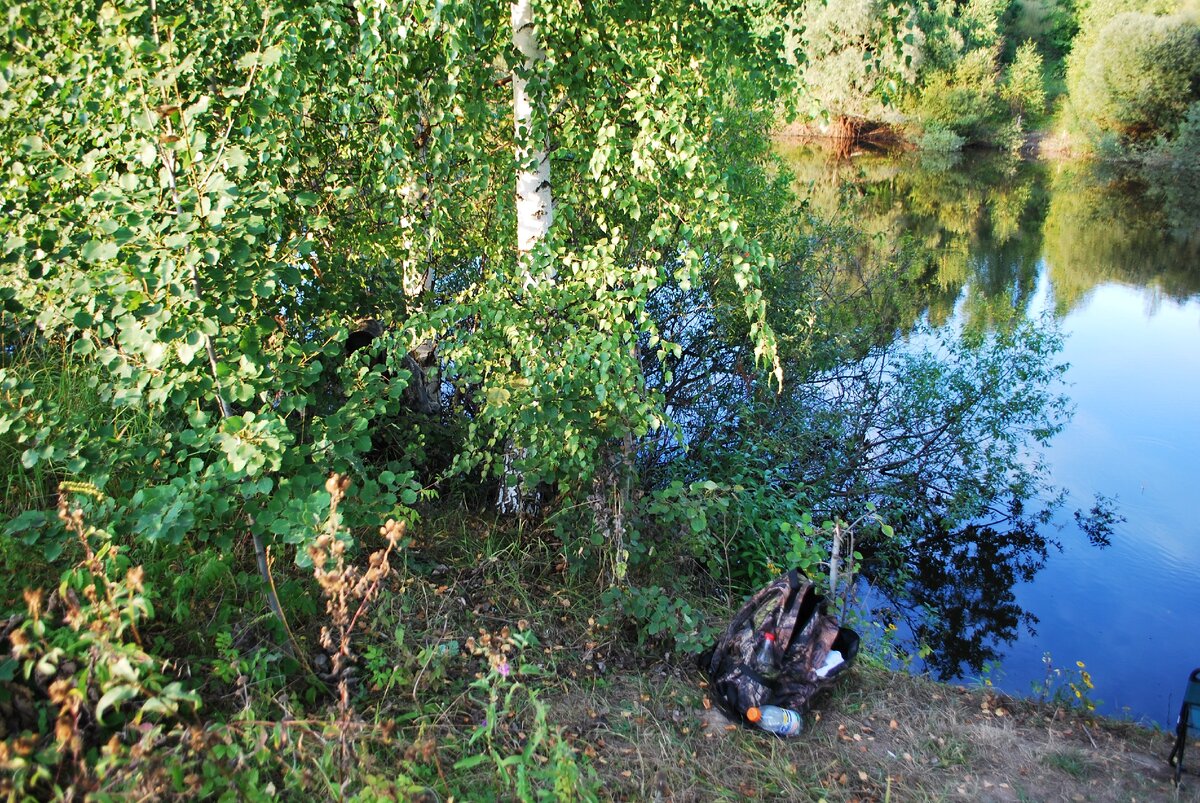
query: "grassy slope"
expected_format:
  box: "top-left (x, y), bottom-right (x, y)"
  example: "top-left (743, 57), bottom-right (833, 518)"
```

top-left (356, 519), bottom-right (1198, 802)
top-left (547, 665), bottom-right (1196, 801)
top-left (3, 447), bottom-right (1196, 800)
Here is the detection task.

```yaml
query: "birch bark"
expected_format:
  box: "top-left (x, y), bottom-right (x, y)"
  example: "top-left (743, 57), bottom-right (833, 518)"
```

top-left (498, 0), bottom-right (552, 514)
top-left (510, 0), bottom-right (553, 264)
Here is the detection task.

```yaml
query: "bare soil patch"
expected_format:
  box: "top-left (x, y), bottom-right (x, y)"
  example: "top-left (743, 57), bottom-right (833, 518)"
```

top-left (548, 663), bottom-right (1199, 802)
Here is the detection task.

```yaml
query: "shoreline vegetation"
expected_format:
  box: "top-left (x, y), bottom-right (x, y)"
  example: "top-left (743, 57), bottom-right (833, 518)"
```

top-left (775, 121), bottom-right (1120, 165)
top-left (4, 505), bottom-right (1198, 801)
top-left (772, 121), bottom-right (1084, 160)
top-left (778, 0), bottom-right (1200, 172)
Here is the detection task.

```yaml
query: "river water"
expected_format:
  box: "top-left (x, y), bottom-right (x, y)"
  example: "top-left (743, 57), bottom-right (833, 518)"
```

top-left (784, 144), bottom-right (1200, 726)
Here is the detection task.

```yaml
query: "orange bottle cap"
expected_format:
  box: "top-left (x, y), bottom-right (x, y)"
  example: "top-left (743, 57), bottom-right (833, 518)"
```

top-left (746, 707), bottom-right (762, 722)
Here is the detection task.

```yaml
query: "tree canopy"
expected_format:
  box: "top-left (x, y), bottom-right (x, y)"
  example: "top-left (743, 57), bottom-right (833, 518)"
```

top-left (1, 0), bottom-right (802, 559)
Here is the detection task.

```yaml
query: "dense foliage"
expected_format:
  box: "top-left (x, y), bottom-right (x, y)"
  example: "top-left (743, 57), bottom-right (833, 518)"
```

top-left (1, 0), bottom-right (1092, 797)
top-left (789, 0), bottom-right (1068, 148)
top-left (788, 0), bottom-right (1199, 166)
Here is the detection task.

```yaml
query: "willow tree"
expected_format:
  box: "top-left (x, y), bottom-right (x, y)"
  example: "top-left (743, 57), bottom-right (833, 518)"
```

top-left (788, 0), bottom-right (922, 138)
top-left (1, 0), bottom-right (798, 621)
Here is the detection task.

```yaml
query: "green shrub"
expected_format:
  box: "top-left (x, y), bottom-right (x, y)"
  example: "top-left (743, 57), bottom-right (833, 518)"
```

top-left (917, 126), bottom-right (967, 152)
top-left (1, 495), bottom-right (199, 799)
top-left (599, 585), bottom-right (716, 655)
top-left (1151, 99), bottom-right (1200, 166)
top-left (914, 49), bottom-right (1005, 142)
top-left (1003, 40), bottom-right (1048, 120)
top-left (1069, 11), bottom-right (1200, 141)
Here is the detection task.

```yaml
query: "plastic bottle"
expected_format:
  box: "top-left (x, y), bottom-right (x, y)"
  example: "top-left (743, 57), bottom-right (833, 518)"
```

top-left (746, 705), bottom-right (804, 736)
top-left (752, 631), bottom-right (778, 676)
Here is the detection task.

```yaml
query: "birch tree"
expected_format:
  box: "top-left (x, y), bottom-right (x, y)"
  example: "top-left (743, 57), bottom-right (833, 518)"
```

top-left (498, 0), bottom-right (553, 514)
top-left (1, 0), bottom-right (800, 605)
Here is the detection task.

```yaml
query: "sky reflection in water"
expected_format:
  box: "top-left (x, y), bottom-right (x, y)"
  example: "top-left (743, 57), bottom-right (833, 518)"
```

top-left (1006, 275), bottom-right (1200, 724)
top-left (785, 145), bottom-right (1200, 724)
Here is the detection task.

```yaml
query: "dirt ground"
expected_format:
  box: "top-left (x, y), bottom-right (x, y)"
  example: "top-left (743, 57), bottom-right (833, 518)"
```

top-left (551, 663), bottom-right (1200, 802)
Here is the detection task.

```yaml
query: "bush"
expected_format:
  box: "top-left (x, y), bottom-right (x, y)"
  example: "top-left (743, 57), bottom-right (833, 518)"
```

top-left (1152, 99), bottom-right (1200, 165)
top-left (1, 496), bottom-right (199, 798)
top-left (917, 126), bottom-right (967, 153)
top-left (914, 49), bottom-right (1005, 143)
top-left (1003, 40), bottom-right (1048, 120)
top-left (1069, 12), bottom-right (1200, 142)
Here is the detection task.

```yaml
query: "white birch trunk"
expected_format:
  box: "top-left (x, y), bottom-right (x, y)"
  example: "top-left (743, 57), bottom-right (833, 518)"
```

top-left (511, 0), bottom-right (553, 265)
top-left (498, 0), bottom-right (552, 515)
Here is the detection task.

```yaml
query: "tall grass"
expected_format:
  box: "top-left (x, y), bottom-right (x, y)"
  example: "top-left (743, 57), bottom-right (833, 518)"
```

top-left (1, 335), bottom-right (161, 518)
top-left (0, 334), bottom-right (160, 606)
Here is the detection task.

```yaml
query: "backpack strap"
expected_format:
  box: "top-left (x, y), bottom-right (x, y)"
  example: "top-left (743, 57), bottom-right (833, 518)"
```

top-left (1170, 698), bottom-right (1189, 785)
top-left (780, 585), bottom-right (839, 679)
top-left (704, 573), bottom-right (791, 678)
top-left (773, 571), bottom-right (810, 654)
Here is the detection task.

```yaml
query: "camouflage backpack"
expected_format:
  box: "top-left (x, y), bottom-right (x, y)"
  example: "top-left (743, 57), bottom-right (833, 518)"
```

top-left (699, 570), bottom-right (859, 724)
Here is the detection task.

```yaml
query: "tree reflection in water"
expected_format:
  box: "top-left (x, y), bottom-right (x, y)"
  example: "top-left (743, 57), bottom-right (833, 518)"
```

top-left (777, 142), bottom-right (1198, 679)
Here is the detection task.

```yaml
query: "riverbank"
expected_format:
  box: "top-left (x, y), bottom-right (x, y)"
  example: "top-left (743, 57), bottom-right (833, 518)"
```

top-left (774, 119), bottom-right (1087, 162)
top-left (5, 506), bottom-right (1197, 801)
top-left (549, 660), bottom-right (1196, 801)
top-left (385, 517), bottom-right (1198, 801)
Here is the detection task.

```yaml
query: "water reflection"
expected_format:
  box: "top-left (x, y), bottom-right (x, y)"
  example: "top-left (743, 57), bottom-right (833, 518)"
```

top-left (1044, 165), bottom-right (1200, 312)
top-left (904, 518), bottom-right (1048, 679)
top-left (781, 142), bottom-right (1200, 683)
top-left (783, 143), bottom-right (1200, 316)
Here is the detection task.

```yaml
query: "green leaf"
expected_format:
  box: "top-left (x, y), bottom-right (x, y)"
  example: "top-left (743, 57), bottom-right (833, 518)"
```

top-left (81, 240), bottom-right (118, 263)
top-left (96, 685), bottom-right (139, 724)
top-left (177, 332), bottom-right (204, 366)
top-left (453, 754), bottom-right (489, 771)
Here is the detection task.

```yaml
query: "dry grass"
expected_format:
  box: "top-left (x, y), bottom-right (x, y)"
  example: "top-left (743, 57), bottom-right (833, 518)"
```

top-left (539, 663), bottom-right (1200, 802)
top-left (373, 520), bottom-right (1199, 802)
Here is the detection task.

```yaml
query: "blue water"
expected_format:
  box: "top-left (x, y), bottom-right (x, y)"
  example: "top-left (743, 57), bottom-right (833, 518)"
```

top-left (782, 145), bottom-right (1200, 725)
top-left (993, 274), bottom-right (1200, 725)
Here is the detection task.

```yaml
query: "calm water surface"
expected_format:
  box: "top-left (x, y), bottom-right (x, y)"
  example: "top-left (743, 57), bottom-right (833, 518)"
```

top-left (1007, 277), bottom-right (1200, 724)
top-left (787, 146), bottom-right (1200, 725)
